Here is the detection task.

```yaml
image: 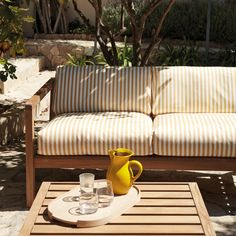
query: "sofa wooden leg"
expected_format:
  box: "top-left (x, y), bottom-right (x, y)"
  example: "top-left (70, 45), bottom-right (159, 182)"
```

top-left (26, 157), bottom-right (35, 208)
top-left (25, 102), bottom-right (36, 207)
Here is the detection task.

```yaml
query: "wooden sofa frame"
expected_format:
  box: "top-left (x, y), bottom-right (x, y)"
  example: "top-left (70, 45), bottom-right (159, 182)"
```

top-left (25, 78), bottom-right (236, 207)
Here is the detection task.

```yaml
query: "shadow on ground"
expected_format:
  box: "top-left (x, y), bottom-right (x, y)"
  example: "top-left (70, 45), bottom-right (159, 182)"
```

top-left (0, 135), bottom-right (235, 235)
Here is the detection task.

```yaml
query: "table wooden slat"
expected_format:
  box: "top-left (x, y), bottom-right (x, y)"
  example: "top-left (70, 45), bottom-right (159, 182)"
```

top-left (31, 224), bottom-right (204, 235)
top-left (42, 198), bottom-right (195, 206)
top-left (48, 183), bottom-right (190, 191)
top-left (36, 214), bottom-right (201, 224)
top-left (46, 190), bottom-right (192, 199)
top-left (31, 235), bottom-right (205, 236)
top-left (39, 206), bottom-right (198, 215)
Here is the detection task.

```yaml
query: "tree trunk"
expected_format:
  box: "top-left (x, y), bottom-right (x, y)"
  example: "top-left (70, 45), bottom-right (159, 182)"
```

top-left (53, 2), bottom-right (63, 33)
top-left (62, 7), bottom-right (68, 33)
top-left (132, 28), bottom-right (142, 66)
top-left (141, 0), bottom-right (176, 65)
top-left (94, 0), bottom-right (118, 65)
top-left (34, 0), bottom-right (47, 33)
top-left (72, 0), bottom-right (94, 31)
top-left (43, 0), bottom-right (53, 33)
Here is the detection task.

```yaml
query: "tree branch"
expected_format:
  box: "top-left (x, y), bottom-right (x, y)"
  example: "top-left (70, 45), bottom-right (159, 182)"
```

top-left (141, 0), bottom-right (176, 65)
top-left (53, 1), bottom-right (63, 33)
top-left (92, 0), bottom-right (118, 65)
top-left (44, 0), bottom-right (53, 33)
top-left (140, 0), bottom-right (163, 28)
top-left (121, 0), bottom-right (137, 28)
top-left (71, 0), bottom-right (94, 31)
top-left (34, 0), bottom-right (47, 33)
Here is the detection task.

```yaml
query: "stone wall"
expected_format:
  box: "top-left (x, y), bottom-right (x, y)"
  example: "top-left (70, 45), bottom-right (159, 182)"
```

top-left (25, 39), bottom-right (95, 69)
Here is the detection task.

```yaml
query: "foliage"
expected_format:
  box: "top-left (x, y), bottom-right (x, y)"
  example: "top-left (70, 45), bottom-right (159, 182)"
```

top-left (68, 19), bottom-right (91, 34)
top-left (0, 58), bottom-right (17, 82)
top-left (66, 53), bottom-right (94, 66)
top-left (72, 0), bottom-right (176, 66)
top-left (216, 45), bottom-right (236, 67)
top-left (146, 0), bottom-right (207, 41)
top-left (94, 52), bottom-right (108, 66)
top-left (102, 3), bottom-right (122, 34)
top-left (145, 0), bottom-right (236, 44)
top-left (210, 1), bottom-right (236, 44)
top-left (117, 37), bottom-right (132, 67)
top-left (102, 3), bottom-right (131, 36)
top-left (0, 0), bottom-right (33, 82)
top-left (0, 0), bottom-right (34, 56)
top-left (91, 0), bottom-right (236, 45)
top-left (155, 41), bottom-right (199, 66)
top-left (95, 37), bottom-right (133, 67)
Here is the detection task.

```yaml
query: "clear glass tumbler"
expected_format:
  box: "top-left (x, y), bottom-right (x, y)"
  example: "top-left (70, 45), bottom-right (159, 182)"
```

top-left (78, 192), bottom-right (98, 215)
top-left (79, 173), bottom-right (95, 194)
top-left (94, 179), bottom-right (114, 207)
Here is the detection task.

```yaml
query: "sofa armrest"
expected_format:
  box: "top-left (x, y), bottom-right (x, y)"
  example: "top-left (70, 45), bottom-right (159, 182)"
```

top-left (25, 77), bottom-right (54, 113)
top-left (25, 78), bottom-right (54, 154)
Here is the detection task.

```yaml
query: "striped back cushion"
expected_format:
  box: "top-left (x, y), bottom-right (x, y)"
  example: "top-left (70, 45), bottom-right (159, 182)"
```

top-left (52, 65), bottom-right (152, 115)
top-left (152, 66), bottom-right (236, 115)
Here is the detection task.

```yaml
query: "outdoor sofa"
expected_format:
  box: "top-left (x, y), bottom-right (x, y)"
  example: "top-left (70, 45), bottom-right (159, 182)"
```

top-left (25, 65), bottom-right (236, 206)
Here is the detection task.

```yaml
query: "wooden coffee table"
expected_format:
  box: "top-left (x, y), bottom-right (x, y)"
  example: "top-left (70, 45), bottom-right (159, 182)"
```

top-left (19, 182), bottom-right (216, 236)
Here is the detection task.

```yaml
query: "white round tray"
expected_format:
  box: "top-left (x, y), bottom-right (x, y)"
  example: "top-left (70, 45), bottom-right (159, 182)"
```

top-left (48, 185), bottom-right (140, 227)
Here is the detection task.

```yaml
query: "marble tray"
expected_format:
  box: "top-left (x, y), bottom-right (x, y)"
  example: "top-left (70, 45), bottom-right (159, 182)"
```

top-left (48, 185), bottom-right (140, 227)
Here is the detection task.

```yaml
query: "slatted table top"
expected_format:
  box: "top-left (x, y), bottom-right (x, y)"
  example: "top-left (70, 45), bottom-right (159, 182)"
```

top-left (19, 182), bottom-right (216, 236)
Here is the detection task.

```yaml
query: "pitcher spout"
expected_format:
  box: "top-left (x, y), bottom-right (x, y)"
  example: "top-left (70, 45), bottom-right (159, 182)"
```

top-left (108, 149), bottom-right (116, 160)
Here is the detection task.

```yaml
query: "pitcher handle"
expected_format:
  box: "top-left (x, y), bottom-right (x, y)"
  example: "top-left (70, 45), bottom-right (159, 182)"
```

top-left (129, 160), bottom-right (143, 182)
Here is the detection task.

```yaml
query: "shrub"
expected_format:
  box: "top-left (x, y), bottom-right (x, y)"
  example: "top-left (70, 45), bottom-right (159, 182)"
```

top-left (155, 41), bottom-right (200, 66)
top-left (95, 37), bottom-right (133, 67)
top-left (0, 0), bottom-right (33, 56)
top-left (210, 2), bottom-right (236, 43)
top-left (102, 0), bottom-right (235, 44)
top-left (68, 18), bottom-right (91, 34)
top-left (216, 45), bottom-right (236, 66)
top-left (102, 3), bottom-right (131, 36)
top-left (0, 0), bottom-right (33, 82)
top-left (66, 53), bottom-right (94, 66)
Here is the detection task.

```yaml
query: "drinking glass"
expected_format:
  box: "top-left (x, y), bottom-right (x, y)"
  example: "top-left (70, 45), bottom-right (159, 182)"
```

top-left (79, 173), bottom-right (95, 194)
top-left (78, 192), bottom-right (98, 214)
top-left (94, 179), bottom-right (114, 207)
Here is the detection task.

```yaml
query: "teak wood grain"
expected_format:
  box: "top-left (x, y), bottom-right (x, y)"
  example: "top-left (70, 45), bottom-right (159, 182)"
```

top-left (19, 182), bottom-right (216, 236)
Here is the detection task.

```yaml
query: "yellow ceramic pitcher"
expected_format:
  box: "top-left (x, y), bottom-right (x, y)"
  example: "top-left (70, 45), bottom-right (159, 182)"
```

top-left (106, 148), bottom-right (143, 195)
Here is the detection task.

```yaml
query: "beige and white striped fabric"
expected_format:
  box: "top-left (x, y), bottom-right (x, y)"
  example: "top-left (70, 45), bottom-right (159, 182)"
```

top-left (153, 113), bottom-right (236, 157)
top-left (52, 65), bottom-right (152, 115)
top-left (152, 66), bottom-right (236, 115)
top-left (37, 112), bottom-right (153, 156)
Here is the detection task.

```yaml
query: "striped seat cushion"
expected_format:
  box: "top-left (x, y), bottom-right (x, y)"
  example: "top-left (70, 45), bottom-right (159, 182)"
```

top-left (52, 65), bottom-right (152, 115)
top-left (38, 112), bottom-right (153, 156)
top-left (153, 113), bottom-right (236, 157)
top-left (152, 66), bottom-right (236, 115)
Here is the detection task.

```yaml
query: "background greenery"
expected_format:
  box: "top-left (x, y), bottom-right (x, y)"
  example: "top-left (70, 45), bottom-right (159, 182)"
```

top-left (99, 0), bottom-right (236, 44)
top-left (97, 0), bottom-right (236, 66)
top-left (0, 0), bottom-right (33, 81)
